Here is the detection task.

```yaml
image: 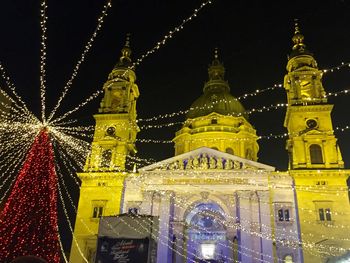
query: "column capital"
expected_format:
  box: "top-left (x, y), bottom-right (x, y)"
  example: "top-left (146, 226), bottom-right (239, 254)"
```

top-left (256, 190), bottom-right (270, 200)
top-left (236, 190), bottom-right (252, 199)
top-left (163, 190), bottom-right (175, 198)
top-left (142, 190), bottom-right (162, 202)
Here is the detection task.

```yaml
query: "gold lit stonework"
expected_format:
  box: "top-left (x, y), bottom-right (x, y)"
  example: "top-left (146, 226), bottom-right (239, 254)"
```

top-left (173, 50), bottom-right (259, 161)
top-left (70, 26), bottom-right (350, 263)
top-left (284, 22), bottom-right (350, 263)
top-left (69, 37), bottom-right (139, 263)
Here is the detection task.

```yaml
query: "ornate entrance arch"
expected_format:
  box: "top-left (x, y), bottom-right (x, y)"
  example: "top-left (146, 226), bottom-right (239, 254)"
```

top-left (184, 202), bottom-right (235, 263)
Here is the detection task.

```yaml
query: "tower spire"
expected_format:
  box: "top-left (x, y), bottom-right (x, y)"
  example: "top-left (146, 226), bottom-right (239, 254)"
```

top-left (125, 32), bottom-right (130, 47)
top-left (208, 47), bottom-right (225, 82)
top-left (214, 47), bottom-right (219, 59)
top-left (292, 19), bottom-right (306, 52)
top-left (116, 33), bottom-right (132, 68)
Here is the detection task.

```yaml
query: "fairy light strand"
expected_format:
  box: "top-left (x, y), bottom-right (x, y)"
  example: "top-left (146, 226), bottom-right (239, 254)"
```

top-left (39, 0), bottom-right (48, 122)
top-left (132, 0), bottom-right (214, 68)
top-left (47, 0), bottom-right (113, 122)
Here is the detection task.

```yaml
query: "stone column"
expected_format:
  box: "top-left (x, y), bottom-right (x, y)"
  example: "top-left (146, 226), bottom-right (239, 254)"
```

top-left (156, 191), bottom-right (174, 263)
top-left (225, 228), bottom-right (237, 263)
top-left (257, 191), bottom-right (274, 263)
top-left (226, 194), bottom-right (237, 263)
top-left (250, 191), bottom-right (262, 263)
top-left (172, 221), bottom-right (185, 263)
top-left (141, 191), bottom-right (154, 215)
top-left (237, 190), bottom-right (253, 263)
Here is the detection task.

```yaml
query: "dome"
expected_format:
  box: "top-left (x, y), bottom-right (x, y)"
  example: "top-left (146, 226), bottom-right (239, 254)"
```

top-left (186, 49), bottom-right (247, 119)
top-left (187, 87), bottom-right (246, 119)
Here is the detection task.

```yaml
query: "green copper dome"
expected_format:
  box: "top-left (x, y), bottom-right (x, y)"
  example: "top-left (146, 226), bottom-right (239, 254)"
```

top-left (187, 89), bottom-right (246, 119)
top-left (187, 49), bottom-right (247, 119)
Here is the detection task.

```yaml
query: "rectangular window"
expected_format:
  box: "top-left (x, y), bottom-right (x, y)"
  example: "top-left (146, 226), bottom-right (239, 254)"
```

top-left (278, 209), bottom-right (284, 221)
top-left (91, 200), bottom-right (107, 218)
top-left (319, 208), bottom-right (325, 221)
top-left (315, 180), bottom-right (327, 186)
top-left (275, 204), bottom-right (292, 223)
top-left (97, 182), bottom-right (107, 187)
top-left (284, 209), bottom-right (290, 221)
top-left (310, 144), bottom-right (324, 164)
top-left (325, 208), bottom-right (332, 221)
top-left (314, 201), bottom-right (333, 222)
top-left (92, 206), bottom-right (103, 218)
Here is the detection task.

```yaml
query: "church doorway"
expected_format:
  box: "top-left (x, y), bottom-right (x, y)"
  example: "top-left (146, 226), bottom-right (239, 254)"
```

top-left (185, 203), bottom-right (232, 263)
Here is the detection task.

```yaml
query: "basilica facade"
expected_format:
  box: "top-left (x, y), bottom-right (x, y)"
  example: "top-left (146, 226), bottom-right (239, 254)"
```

top-left (69, 26), bottom-right (350, 263)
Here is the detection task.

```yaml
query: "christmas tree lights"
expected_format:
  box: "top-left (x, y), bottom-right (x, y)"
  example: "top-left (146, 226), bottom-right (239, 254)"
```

top-left (0, 130), bottom-right (60, 263)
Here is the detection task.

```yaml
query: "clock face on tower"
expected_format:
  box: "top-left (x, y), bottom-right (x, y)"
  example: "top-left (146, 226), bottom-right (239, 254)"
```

top-left (306, 119), bottom-right (318, 129)
top-left (106, 126), bottom-right (116, 137)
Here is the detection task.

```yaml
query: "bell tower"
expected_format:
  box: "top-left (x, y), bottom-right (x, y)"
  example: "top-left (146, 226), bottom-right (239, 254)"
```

top-left (89, 35), bottom-right (139, 171)
top-left (284, 22), bottom-right (343, 169)
top-left (284, 22), bottom-right (350, 262)
top-left (69, 36), bottom-right (139, 263)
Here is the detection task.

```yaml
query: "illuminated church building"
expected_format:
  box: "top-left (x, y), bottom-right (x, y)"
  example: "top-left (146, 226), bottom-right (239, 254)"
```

top-left (70, 26), bottom-right (350, 263)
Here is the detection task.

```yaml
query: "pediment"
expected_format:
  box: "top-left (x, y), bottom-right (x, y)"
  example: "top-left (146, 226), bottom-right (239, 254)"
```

top-left (294, 65), bottom-right (315, 72)
top-left (139, 147), bottom-right (275, 172)
top-left (304, 129), bottom-right (325, 135)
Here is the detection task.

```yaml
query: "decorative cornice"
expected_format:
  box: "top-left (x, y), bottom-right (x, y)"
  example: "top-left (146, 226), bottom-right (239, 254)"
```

top-left (287, 104), bottom-right (333, 113)
top-left (77, 171), bottom-right (130, 180)
top-left (94, 114), bottom-right (130, 120)
top-left (140, 147), bottom-right (274, 172)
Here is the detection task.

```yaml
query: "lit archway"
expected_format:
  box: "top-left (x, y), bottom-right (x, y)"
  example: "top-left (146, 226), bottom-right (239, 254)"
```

top-left (185, 202), bottom-right (232, 262)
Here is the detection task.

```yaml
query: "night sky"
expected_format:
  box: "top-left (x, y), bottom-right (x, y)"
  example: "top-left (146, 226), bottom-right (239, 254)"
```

top-left (1, 0), bottom-right (350, 254)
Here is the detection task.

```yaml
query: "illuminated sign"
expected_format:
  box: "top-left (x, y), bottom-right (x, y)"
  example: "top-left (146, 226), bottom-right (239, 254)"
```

top-left (95, 237), bottom-right (149, 263)
top-left (201, 243), bottom-right (216, 259)
top-left (164, 178), bottom-right (249, 185)
top-left (190, 232), bottom-right (225, 241)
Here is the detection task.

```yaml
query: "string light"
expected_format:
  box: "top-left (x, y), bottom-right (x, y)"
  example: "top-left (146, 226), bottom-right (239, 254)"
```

top-left (39, 0), bottom-right (48, 122)
top-left (56, 168), bottom-right (89, 263)
top-left (0, 1), bottom-right (349, 261)
top-left (132, 0), bottom-right (214, 68)
top-left (47, 0), bottom-right (113, 122)
top-left (53, 140), bottom-right (348, 262)
top-left (123, 174), bottom-right (348, 256)
top-left (135, 123), bottom-right (350, 145)
top-left (322, 61), bottom-right (350, 73)
top-left (117, 187), bottom-right (339, 259)
top-left (57, 229), bottom-right (69, 263)
top-left (56, 153), bottom-right (288, 263)
top-left (47, 1), bottom-right (215, 126)
top-left (50, 90), bottom-right (103, 125)
top-left (0, 69), bottom-right (38, 122)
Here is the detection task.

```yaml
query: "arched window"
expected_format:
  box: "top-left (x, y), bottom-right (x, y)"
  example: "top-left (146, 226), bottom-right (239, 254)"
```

top-left (226, 147), bottom-right (234, 155)
top-left (100, 149), bottom-right (112, 168)
top-left (284, 255), bottom-right (293, 263)
top-left (310, 144), bottom-right (323, 164)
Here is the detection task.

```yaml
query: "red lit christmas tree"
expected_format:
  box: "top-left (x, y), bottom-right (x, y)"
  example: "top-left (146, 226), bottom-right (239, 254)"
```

top-left (0, 130), bottom-right (60, 263)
